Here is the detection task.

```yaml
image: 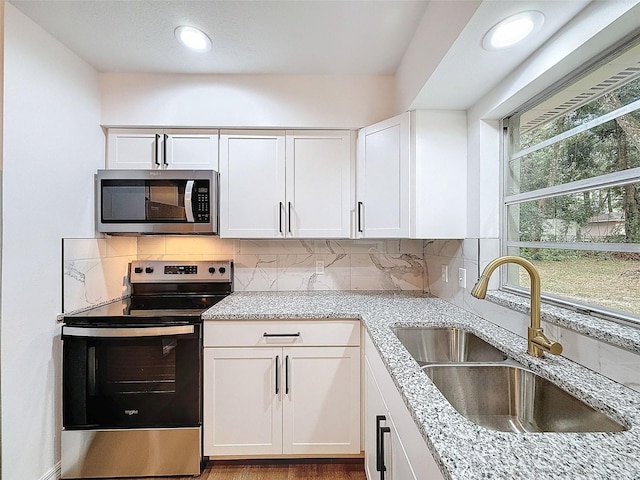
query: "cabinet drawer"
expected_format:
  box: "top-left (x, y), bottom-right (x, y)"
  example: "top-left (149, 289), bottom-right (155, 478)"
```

top-left (204, 319), bottom-right (360, 347)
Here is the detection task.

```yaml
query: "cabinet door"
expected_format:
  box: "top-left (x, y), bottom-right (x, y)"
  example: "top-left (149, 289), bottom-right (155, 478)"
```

top-left (365, 358), bottom-right (418, 480)
top-left (219, 130), bottom-right (286, 238)
top-left (164, 129), bottom-right (219, 170)
top-left (285, 131), bottom-right (352, 238)
top-left (366, 335), bottom-right (444, 480)
top-left (365, 357), bottom-right (389, 479)
top-left (357, 113), bottom-right (410, 238)
top-left (106, 128), bottom-right (163, 169)
top-left (203, 347), bottom-right (283, 456)
top-left (282, 346), bottom-right (360, 455)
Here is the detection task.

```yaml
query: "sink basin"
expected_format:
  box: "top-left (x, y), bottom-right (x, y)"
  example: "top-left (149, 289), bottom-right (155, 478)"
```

top-left (393, 327), bottom-right (508, 365)
top-left (423, 364), bottom-right (627, 433)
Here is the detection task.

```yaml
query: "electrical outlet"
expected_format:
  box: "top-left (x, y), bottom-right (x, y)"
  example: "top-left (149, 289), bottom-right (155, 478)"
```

top-left (458, 268), bottom-right (467, 289)
top-left (441, 265), bottom-right (448, 283)
top-left (316, 260), bottom-right (325, 275)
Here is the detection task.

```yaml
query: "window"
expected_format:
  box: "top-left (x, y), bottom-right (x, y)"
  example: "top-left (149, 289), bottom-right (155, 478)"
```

top-left (504, 38), bottom-right (640, 325)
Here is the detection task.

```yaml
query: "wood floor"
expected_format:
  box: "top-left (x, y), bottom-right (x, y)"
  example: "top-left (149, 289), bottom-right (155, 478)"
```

top-left (116, 459), bottom-right (367, 480)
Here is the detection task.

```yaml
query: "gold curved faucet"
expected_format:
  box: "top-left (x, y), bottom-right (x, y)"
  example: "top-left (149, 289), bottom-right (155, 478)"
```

top-left (470, 256), bottom-right (563, 358)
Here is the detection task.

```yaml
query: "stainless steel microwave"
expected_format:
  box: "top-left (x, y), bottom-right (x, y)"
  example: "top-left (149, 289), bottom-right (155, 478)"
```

top-left (96, 169), bottom-right (218, 234)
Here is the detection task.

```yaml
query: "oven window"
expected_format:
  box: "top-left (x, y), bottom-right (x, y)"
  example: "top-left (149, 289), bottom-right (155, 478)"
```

top-left (101, 339), bottom-right (178, 395)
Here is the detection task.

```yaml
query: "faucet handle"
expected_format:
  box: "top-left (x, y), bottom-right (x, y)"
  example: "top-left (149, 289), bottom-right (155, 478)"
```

top-left (529, 328), bottom-right (563, 356)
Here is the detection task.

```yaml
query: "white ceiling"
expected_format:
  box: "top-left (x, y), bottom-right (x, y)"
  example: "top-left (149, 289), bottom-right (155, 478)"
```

top-left (9, 0), bottom-right (594, 110)
top-left (9, 0), bottom-right (429, 75)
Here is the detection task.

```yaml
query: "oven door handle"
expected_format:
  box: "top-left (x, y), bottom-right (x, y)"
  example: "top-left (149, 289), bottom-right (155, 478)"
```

top-left (62, 325), bottom-right (195, 338)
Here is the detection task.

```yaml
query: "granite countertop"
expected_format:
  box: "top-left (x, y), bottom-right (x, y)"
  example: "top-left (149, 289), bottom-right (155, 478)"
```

top-left (203, 291), bottom-right (640, 480)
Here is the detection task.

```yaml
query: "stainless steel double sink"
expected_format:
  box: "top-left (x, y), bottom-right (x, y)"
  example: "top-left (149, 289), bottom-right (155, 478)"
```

top-left (393, 327), bottom-right (626, 433)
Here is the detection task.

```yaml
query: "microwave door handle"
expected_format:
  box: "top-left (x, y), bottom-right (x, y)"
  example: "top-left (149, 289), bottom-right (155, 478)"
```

top-left (185, 180), bottom-right (195, 222)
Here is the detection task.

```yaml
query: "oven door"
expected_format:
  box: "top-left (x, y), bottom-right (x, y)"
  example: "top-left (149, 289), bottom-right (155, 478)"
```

top-left (62, 324), bottom-right (201, 430)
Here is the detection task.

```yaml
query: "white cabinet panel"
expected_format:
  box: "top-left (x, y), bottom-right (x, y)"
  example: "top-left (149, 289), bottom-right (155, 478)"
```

top-left (220, 130), bottom-right (353, 239)
top-left (357, 113), bottom-right (411, 238)
top-left (204, 319), bottom-right (360, 348)
top-left (203, 347), bottom-right (283, 456)
top-left (356, 110), bottom-right (467, 239)
top-left (163, 129), bottom-right (219, 170)
top-left (219, 130), bottom-right (286, 238)
top-left (365, 333), bottom-right (444, 479)
top-left (286, 131), bottom-right (352, 238)
top-left (365, 358), bottom-right (417, 480)
top-left (282, 346), bottom-right (360, 454)
top-left (107, 129), bottom-right (161, 169)
top-left (106, 128), bottom-right (218, 170)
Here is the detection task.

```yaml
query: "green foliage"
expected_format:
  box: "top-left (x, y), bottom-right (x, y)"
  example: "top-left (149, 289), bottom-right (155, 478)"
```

top-left (511, 76), bottom-right (640, 244)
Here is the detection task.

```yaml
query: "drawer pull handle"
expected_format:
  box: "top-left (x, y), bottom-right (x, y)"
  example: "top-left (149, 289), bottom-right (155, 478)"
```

top-left (275, 355), bottom-right (280, 395)
top-left (263, 332), bottom-right (301, 337)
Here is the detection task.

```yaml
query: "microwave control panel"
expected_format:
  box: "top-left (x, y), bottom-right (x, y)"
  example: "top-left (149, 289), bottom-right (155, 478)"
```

top-left (194, 180), bottom-right (210, 222)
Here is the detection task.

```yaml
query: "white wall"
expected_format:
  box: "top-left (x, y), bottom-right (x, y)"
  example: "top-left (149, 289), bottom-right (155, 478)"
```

top-left (100, 73), bottom-right (396, 129)
top-left (2, 4), bottom-right (103, 479)
top-left (394, 0), bottom-right (480, 113)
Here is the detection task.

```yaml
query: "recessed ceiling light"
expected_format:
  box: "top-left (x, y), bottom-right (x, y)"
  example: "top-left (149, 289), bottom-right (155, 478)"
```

top-left (175, 25), bottom-right (212, 52)
top-left (482, 11), bottom-right (544, 51)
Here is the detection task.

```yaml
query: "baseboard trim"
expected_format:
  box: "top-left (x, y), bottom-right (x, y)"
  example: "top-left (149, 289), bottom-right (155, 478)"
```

top-left (40, 462), bottom-right (61, 480)
top-left (208, 457), bottom-right (365, 466)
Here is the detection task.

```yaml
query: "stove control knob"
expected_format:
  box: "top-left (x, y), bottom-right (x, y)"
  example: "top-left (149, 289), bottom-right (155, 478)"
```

top-left (145, 267), bottom-right (154, 274)
top-left (208, 267), bottom-right (216, 274)
top-left (219, 267), bottom-right (226, 274)
top-left (134, 267), bottom-right (143, 274)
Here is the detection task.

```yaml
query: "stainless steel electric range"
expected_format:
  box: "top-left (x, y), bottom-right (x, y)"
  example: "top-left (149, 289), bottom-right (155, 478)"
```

top-left (61, 259), bottom-right (233, 479)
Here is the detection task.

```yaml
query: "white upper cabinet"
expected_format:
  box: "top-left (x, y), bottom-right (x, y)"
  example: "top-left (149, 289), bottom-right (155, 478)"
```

top-left (219, 130), bottom-right (287, 238)
top-left (356, 113), bottom-right (411, 238)
top-left (285, 131), bottom-right (352, 238)
top-left (220, 130), bottom-right (353, 239)
top-left (106, 128), bottom-right (219, 170)
top-left (356, 110), bottom-right (467, 239)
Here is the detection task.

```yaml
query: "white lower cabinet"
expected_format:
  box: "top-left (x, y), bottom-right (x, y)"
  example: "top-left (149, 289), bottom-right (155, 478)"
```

top-left (365, 333), bottom-right (444, 480)
top-left (203, 320), bottom-right (361, 457)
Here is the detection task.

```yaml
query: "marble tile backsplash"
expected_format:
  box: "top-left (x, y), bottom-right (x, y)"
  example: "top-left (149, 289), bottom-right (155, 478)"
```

top-left (135, 237), bottom-right (426, 292)
top-left (62, 237), bottom-right (137, 313)
top-left (62, 237), bottom-right (427, 313)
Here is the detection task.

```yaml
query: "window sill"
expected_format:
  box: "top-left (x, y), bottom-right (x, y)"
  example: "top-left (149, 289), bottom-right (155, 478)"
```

top-left (486, 290), bottom-right (640, 355)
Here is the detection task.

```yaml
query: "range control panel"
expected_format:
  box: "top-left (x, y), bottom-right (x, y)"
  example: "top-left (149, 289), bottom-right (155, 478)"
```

top-left (129, 260), bottom-right (233, 283)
